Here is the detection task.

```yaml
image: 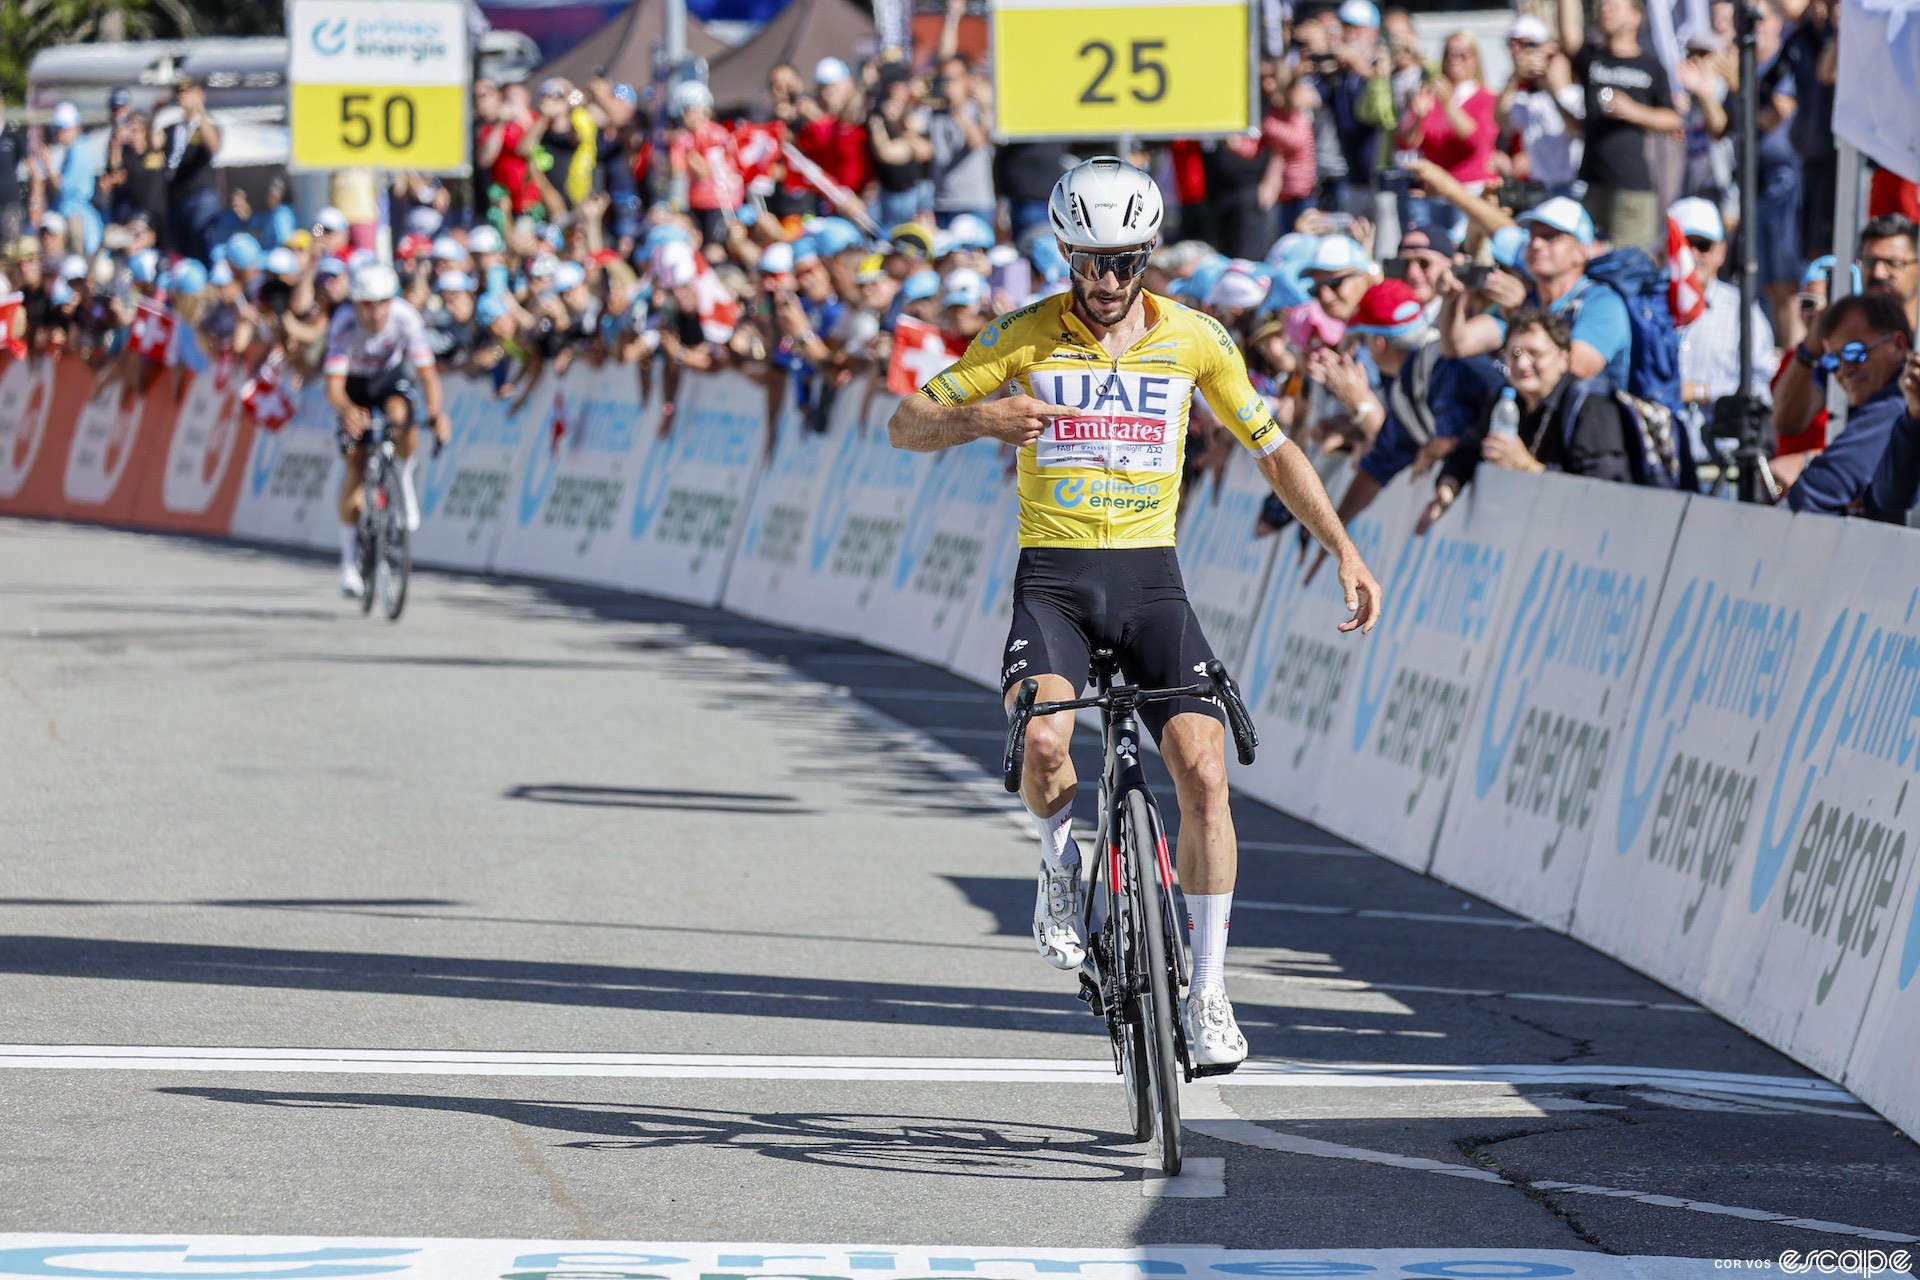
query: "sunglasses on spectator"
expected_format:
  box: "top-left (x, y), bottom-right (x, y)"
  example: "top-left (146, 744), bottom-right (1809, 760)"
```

top-left (1312, 272), bottom-right (1361, 294)
top-left (1818, 332), bottom-right (1901, 371)
top-left (1859, 254), bottom-right (1918, 274)
top-left (1069, 248), bottom-right (1152, 281)
top-left (1685, 236), bottom-right (1717, 254)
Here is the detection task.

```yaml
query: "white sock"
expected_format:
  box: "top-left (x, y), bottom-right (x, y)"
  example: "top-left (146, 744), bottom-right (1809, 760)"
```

top-left (1033, 803), bottom-right (1078, 872)
top-left (399, 453), bottom-right (418, 496)
top-left (337, 522), bottom-right (358, 568)
top-left (1186, 892), bottom-right (1232, 993)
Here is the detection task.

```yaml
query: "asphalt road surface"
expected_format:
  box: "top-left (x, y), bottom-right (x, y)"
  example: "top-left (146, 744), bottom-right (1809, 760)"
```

top-left (2, 519), bottom-right (1916, 1277)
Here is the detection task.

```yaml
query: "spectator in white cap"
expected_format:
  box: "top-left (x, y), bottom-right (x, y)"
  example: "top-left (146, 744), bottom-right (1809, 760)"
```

top-left (1206, 261), bottom-right (1270, 331)
top-left (1303, 0), bottom-right (1389, 216)
top-left (1305, 234), bottom-right (1379, 323)
top-left (1496, 14), bottom-right (1583, 200)
top-left (1440, 195), bottom-right (1633, 391)
top-left (793, 59), bottom-right (867, 217)
top-left (941, 266), bottom-right (991, 343)
top-left (1669, 196), bottom-right (1774, 458)
top-left (312, 207), bottom-right (351, 260)
top-left (31, 101), bottom-right (103, 255)
top-left (927, 50), bottom-right (995, 230)
top-left (36, 210), bottom-right (69, 260)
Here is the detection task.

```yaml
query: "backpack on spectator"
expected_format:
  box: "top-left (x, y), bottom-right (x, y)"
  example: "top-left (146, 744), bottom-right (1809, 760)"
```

top-left (1560, 377), bottom-right (1694, 490)
top-left (1560, 248), bottom-right (1693, 488)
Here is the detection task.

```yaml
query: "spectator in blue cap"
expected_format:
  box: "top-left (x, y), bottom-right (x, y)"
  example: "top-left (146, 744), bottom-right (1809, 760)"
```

top-left (1439, 195), bottom-right (1631, 391)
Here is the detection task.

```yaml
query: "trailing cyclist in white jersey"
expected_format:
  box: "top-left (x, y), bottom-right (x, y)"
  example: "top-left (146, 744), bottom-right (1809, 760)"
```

top-left (888, 157), bottom-right (1384, 1072)
top-left (324, 261), bottom-right (451, 598)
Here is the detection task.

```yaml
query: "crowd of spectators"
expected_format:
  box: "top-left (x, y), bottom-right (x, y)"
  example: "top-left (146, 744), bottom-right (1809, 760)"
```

top-left (7, 0), bottom-right (1920, 528)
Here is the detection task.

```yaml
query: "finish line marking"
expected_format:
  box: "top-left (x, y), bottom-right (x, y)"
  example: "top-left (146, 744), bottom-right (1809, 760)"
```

top-left (0, 1239), bottom-right (1730, 1280)
top-left (0, 1046), bottom-right (1854, 1101)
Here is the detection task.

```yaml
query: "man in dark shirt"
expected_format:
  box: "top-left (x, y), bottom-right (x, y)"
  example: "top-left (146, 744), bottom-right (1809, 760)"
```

top-left (1556, 0), bottom-right (1682, 253)
top-left (163, 74), bottom-right (224, 262)
top-left (1786, 292), bottom-right (1914, 514)
top-left (0, 99), bottom-right (23, 250)
top-left (1783, 0), bottom-right (1837, 259)
top-left (1421, 306), bottom-right (1632, 530)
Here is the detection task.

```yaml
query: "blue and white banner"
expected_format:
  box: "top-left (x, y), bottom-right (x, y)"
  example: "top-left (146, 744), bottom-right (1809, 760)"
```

top-left (1428, 479), bottom-right (1686, 930)
top-left (229, 381), bottom-right (343, 551)
top-left (723, 389), bottom-right (834, 622)
top-left (1176, 449), bottom-right (1282, 677)
top-left (492, 364), bottom-right (660, 586)
top-left (410, 374), bottom-right (542, 573)
top-left (611, 368), bottom-right (770, 607)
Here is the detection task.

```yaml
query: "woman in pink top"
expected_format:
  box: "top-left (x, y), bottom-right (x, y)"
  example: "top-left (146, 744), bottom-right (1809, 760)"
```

top-left (1395, 32), bottom-right (1497, 242)
top-left (1257, 60), bottom-right (1319, 243)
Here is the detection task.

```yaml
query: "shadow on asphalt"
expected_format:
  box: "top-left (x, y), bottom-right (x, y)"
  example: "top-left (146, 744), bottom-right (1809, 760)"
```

top-left (159, 1088), bottom-right (1140, 1180)
top-left (504, 783), bottom-right (815, 816)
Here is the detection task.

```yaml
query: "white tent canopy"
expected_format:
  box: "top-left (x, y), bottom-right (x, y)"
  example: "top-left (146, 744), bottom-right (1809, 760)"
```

top-left (1834, 0), bottom-right (1920, 182)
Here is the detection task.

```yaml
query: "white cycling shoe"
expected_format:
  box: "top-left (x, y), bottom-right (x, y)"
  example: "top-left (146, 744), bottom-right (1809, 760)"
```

top-left (1033, 862), bottom-right (1087, 971)
top-left (339, 562), bottom-right (365, 598)
top-left (1183, 988), bottom-right (1248, 1073)
top-left (400, 471), bottom-right (421, 532)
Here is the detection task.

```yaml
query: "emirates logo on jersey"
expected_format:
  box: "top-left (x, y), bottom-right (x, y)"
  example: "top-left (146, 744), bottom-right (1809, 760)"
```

top-left (1051, 416), bottom-right (1169, 444)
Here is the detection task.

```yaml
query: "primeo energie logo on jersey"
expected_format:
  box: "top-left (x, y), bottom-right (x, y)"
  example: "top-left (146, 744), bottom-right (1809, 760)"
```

top-left (1025, 370), bottom-right (1193, 474)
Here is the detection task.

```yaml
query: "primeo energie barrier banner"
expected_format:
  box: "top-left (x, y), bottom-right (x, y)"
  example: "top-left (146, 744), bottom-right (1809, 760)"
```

top-left (3, 348), bottom-right (1916, 1145)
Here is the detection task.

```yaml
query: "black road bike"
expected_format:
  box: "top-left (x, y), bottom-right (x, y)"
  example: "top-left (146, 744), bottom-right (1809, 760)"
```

top-left (1003, 651), bottom-right (1258, 1175)
top-left (355, 406), bottom-right (411, 621)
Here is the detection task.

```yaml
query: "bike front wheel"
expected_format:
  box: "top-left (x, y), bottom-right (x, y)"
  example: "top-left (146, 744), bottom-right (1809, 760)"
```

top-left (1123, 787), bottom-right (1182, 1176)
top-left (376, 466), bottom-right (410, 621)
top-left (357, 480), bottom-right (380, 617)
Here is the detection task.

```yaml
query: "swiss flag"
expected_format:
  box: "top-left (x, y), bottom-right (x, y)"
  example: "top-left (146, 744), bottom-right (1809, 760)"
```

top-left (887, 315), bottom-right (966, 396)
top-left (1667, 217), bottom-right (1708, 329)
top-left (128, 298), bottom-right (177, 365)
top-left (734, 121), bottom-right (784, 195)
top-left (241, 351), bottom-right (296, 430)
top-left (0, 292), bottom-right (23, 359)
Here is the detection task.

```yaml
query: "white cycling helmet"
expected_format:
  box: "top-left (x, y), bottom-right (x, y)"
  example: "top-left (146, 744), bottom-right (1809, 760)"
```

top-left (670, 79), bottom-right (714, 119)
top-left (1048, 155), bottom-right (1164, 251)
top-left (349, 261), bottom-right (400, 303)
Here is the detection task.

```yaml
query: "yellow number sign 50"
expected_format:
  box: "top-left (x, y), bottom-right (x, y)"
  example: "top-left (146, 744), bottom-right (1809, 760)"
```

top-left (291, 83), bottom-right (465, 171)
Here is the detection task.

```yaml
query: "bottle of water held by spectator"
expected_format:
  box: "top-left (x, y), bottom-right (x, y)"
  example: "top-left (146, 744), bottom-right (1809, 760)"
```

top-left (1491, 387), bottom-right (1520, 437)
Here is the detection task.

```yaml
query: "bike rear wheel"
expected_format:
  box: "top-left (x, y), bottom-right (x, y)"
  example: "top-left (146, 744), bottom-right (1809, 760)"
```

top-left (377, 466), bottom-right (410, 621)
top-left (1124, 787), bottom-right (1182, 1176)
top-left (357, 476), bottom-right (379, 616)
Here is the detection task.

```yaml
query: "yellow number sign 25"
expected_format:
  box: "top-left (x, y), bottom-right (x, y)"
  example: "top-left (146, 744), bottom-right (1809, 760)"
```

top-left (993, 0), bottom-right (1251, 140)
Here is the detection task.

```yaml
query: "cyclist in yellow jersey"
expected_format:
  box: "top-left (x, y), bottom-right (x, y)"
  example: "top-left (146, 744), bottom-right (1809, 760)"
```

top-left (888, 157), bottom-right (1381, 1070)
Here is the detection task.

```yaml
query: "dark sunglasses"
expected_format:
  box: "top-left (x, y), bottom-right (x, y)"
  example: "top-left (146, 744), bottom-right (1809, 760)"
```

top-left (1818, 332), bottom-right (1901, 371)
top-left (1685, 236), bottom-right (1717, 253)
top-left (1312, 272), bottom-right (1360, 294)
top-left (1069, 247), bottom-right (1152, 282)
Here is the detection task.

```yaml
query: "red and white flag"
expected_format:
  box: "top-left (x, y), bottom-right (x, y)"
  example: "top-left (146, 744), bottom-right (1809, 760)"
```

top-left (0, 291), bottom-right (24, 360)
top-left (887, 315), bottom-right (966, 396)
top-left (1666, 217), bottom-right (1708, 329)
top-left (128, 298), bottom-right (177, 365)
top-left (241, 351), bottom-right (296, 430)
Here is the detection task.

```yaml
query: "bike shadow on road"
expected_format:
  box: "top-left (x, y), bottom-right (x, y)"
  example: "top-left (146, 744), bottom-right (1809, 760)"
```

top-left (156, 1087), bottom-right (1139, 1181)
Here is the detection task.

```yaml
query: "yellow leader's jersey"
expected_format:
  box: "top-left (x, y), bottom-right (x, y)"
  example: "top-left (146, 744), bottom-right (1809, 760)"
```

top-left (921, 291), bottom-right (1285, 549)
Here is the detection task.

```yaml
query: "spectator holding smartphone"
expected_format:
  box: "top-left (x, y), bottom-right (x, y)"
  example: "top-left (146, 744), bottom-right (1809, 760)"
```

top-left (162, 74), bottom-right (223, 263)
top-left (1396, 32), bottom-right (1497, 244)
top-left (1497, 16), bottom-right (1582, 200)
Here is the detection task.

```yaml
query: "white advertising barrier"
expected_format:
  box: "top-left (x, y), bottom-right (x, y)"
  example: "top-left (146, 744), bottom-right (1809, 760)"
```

top-left (866, 436), bottom-right (1017, 668)
top-left (410, 374), bottom-right (539, 572)
top-left (230, 381), bottom-right (345, 550)
top-left (491, 364), bottom-right (658, 586)
top-left (158, 364), bottom-right (248, 518)
top-left (61, 376), bottom-right (147, 510)
top-left (1229, 476), bottom-right (1414, 837)
top-left (1847, 741), bottom-right (1920, 1140)
top-left (721, 389), bottom-right (830, 621)
top-left (945, 480), bottom-right (1030, 692)
top-left (1695, 515), bottom-right (1920, 1083)
top-left (1175, 450), bottom-right (1282, 676)
top-left (1572, 500), bottom-right (1845, 1002)
top-left (0, 357), bottom-right (57, 500)
top-left (611, 368), bottom-right (770, 607)
top-left (1427, 480), bottom-right (1687, 931)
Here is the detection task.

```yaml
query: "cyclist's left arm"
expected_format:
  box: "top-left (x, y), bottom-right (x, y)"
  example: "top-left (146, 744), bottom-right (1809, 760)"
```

top-left (401, 306), bottom-right (451, 440)
top-left (1196, 322), bottom-right (1380, 632)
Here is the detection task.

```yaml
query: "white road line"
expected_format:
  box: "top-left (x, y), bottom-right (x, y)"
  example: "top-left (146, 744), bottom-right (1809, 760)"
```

top-left (1239, 840), bottom-right (1371, 857)
top-left (1233, 900), bottom-right (1538, 928)
top-left (1140, 1155), bottom-right (1226, 1198)
top-left (0, 1237), bottom-right (1733, 1279)
top-left (0, 1046), bottom-right (1856, 1102)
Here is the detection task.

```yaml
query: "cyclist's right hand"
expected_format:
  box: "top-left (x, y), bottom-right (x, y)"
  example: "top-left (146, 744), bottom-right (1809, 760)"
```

top-left (978, 395), bottom-right (1078, 447)
top-left (340, 406), bottom-right (372, 439)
